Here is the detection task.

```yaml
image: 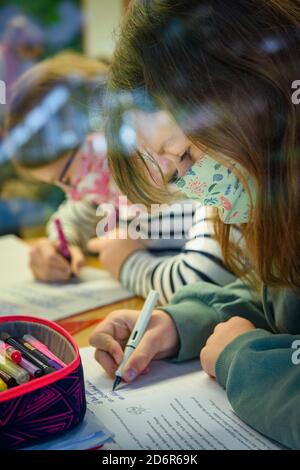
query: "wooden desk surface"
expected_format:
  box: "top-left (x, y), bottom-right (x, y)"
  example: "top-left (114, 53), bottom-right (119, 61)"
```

top-left (26, 239), bottom-right (144, 348)
top-left (66, 296), bottom-right (144, 348)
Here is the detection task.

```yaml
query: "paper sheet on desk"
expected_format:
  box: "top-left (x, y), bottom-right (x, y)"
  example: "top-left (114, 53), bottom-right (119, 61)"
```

top-left (0, 235), bottom-right (133, 320)
top-left (0, 235), bottom-right (34, 284)
top-left (80, 347), bottom-right (282, 451)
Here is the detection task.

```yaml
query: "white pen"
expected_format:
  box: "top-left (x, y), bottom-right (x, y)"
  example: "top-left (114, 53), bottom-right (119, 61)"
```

top-left (112, 290), bottom-right (159, 391)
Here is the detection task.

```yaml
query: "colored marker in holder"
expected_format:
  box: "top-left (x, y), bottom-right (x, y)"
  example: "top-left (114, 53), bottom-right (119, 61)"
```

top-left (0, 340), bottom-right (21, 364)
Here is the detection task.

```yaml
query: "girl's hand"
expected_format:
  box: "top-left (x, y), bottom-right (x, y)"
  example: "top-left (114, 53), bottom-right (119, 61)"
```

top-left (29, 238), bottom-right (85, 282)
top-left (87, 236), bottom-right (144, 280)
top-left (89, 309), bottom-right (179, 382)
top-left (200, 316), bottom-right (256, 378)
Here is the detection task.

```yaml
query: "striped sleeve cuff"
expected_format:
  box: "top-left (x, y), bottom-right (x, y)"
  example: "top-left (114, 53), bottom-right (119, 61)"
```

top-left (120, 250), bottom-right (161, 296)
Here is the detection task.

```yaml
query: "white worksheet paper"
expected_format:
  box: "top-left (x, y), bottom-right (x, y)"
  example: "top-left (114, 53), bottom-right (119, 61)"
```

top-left (80, 347), bottom-right (282, 451)
top-left (0, 235), bottom-right (133, 320)
top-left (0, 235), bottom-right (34, 284)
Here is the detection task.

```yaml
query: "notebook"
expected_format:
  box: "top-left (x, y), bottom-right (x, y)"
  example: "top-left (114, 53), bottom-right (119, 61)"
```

top-left (0, 235), bottom-right (133, 321)
top-left (80, 346), bottom-right (283, 451)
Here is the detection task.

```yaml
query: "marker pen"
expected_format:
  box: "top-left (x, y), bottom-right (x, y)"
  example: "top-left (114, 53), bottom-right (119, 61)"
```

top-left (112, 290), bottom-right (159, 391)
top-left (0, 377), bottom-right (8, 392)
top-left (18, 338), bottom-right (62, 371)
top-left (0, 369), bottom-right (17, 388)
top-left (0, 354), bottom-right (30, 384)
top-left (0, 333), bottom-right (55, 375)
top-left (54, 218), bottom-right (72, 263)
top-left (19, 357), bottom-right (44, 378)
top-left (23, 335), bottom-right (66, 367)
top-left (0, 340), bottom-right (22, 364)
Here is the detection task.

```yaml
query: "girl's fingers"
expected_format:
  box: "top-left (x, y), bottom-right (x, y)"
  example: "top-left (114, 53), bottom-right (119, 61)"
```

top-left (48, 255), bottom-right (71, 274)
top-left (31, 257), bottom-right (70, 282)
top-left (141, 366), bottom-right (150, 376)
top-left (48, 268), bottom-right (71, 282)
top-left (121, 329), bottom-right (160, 382)
top-left (89, 331), bottom-right (124, 366)
top-left (87, 238), bottom-right (105, 253)
top-left (89, 310), bottom-right (152, 378)
top-left (30, 240), bottom-right (71, 278)
top-left (30, 265), bottom-right (46, 282)
top-left (70, 246), bottom-right (86, 276)
top-left (94, 349), bottom-right (118, 377)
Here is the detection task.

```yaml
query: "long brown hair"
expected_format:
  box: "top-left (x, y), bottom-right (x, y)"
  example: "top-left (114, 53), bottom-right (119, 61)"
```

top-left (6, 51), bottom-right (109, 168)
top-left (106, 0), bottom-right (300, 288)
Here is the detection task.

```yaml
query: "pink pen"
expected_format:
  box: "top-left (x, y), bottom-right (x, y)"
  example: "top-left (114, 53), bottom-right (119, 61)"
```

top-left (54, 218), bottom-right (72, 262)
top-left (22, 334), bottom-right (66, 367)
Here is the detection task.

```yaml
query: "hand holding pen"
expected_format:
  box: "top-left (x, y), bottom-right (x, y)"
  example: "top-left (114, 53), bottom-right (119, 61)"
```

top-left (29, 234), bottom-right (85, 283)
top-left (54, 218), bottom-right (72, 263)
top-left (89, 290), bottom-right (180, 387)
top-left (54, 218), bottom-right (86, 279)
top-left (112, 290), bottom-right (159, 390)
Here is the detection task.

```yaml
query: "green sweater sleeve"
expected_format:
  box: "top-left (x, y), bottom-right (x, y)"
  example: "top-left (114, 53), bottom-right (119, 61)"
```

top-left (159, 279), bottom-right (271, 362)
top-left (216, 330), bottom-right (300, 449)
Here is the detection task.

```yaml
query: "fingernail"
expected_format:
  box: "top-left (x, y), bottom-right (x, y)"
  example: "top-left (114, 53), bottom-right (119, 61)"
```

top-left (125, 368), bottom-right (137, 381)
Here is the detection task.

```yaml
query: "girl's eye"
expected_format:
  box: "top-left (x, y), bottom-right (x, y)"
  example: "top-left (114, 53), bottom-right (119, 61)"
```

top-left (179, 147), bottom-right (192, 163)
top-left (168, 170), bottom-right (180, 184)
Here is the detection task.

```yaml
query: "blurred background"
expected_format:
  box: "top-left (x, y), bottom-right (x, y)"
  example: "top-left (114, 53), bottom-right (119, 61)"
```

top-left (0, 0), bottom-right (130, 238)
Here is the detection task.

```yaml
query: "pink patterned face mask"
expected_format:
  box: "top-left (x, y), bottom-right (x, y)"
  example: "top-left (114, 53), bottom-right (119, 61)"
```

top-left (68, 133), bottom-right (118, 205)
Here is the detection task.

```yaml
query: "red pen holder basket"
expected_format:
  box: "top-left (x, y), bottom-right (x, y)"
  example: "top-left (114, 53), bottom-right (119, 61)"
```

top-left (0, 316), bottom-right (86, 449)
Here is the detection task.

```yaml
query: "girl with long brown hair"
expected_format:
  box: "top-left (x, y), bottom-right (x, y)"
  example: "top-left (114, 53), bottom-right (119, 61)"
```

top-left (90, 0), bottom-right (300, 448)
top-left (6, 51), bottom-right (236, 301)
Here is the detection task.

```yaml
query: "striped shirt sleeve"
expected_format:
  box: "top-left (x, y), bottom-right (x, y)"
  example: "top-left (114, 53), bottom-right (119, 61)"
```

top-left (47, 199), bottom-right (239, 305)
top-left (120, 206), bottom-right (238, 304)
top-left (47, 199), bottom-right (99, 251)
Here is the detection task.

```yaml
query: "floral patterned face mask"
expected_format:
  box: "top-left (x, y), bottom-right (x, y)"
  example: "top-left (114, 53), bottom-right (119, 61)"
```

top-left (68, 133), bottom-right (119, 206)
top-left (175, 154), bottom-right (256, 224)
